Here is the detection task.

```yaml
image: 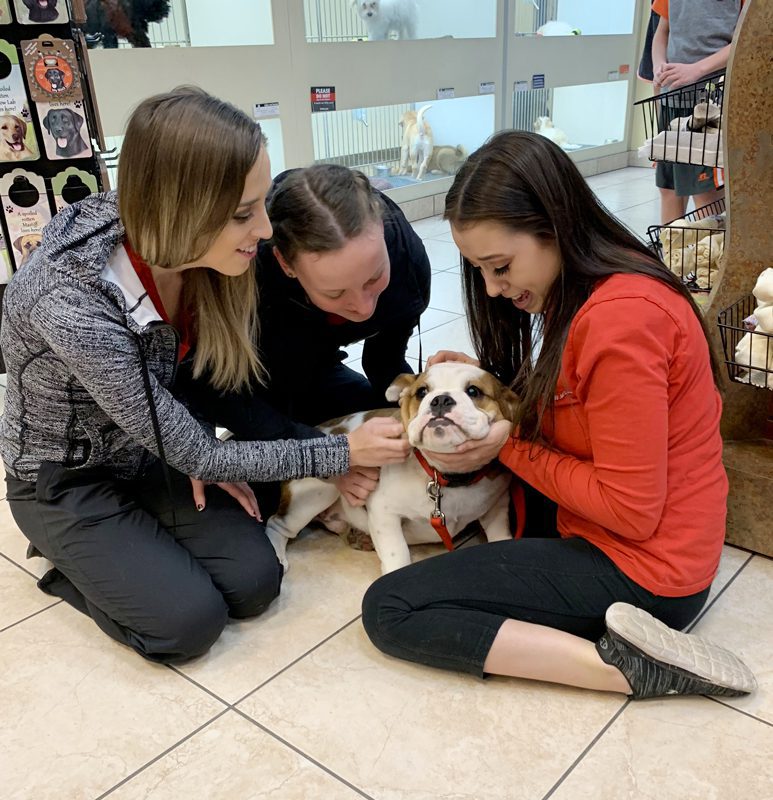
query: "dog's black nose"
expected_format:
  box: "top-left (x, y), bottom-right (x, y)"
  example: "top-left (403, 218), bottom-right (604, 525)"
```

top-left (430, 394), bottom-right (456, 417)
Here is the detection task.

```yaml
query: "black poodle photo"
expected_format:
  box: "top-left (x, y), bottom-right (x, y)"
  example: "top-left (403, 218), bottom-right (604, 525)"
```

top-left (84, 0), bottom-right (171, 49)
top-left (21, 0), bottom-right (60, 23)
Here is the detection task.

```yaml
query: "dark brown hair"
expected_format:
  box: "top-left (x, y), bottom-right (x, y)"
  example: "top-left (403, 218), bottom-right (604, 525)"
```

top-left (444, 130), bottom-right (719, 443)
top-left (268, 164), bottom-right (382, 262)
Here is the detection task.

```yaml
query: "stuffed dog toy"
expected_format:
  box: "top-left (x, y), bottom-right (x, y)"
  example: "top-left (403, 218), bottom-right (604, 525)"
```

top-left (398, 104), bottom-right (434, 181)
top-left (266, 362), bottom-right (518, 574)
top-left (735, 268), bottom-right (773, 389)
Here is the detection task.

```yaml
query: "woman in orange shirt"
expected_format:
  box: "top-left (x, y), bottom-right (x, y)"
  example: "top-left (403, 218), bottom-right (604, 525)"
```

top-left (362, 131), bottom-right (756, 700)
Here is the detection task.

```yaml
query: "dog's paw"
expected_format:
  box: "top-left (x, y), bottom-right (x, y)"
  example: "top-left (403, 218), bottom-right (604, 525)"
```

top-left (345, 528), bottom-right (375, 551)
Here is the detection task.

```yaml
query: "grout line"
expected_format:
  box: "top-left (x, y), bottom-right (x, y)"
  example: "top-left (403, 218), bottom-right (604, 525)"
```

top-left (167, 663), bottom-right (234, 708)
top-left (0, 549), bottom-right (44, 580)
top-left (705, 695), bottom-right (773, 728)
top-left (233, 616), bottom-right (363, 708)
top-left (686, 551), bottom-right (755, 633)
top-left (0, 597), bottom-right (62, 633)
top-left (540, 700), bottom-right (631, 800)
top-left (233, 707), bottom-right (376, 800)
top-left (95, 708), bottom-right (231, 800)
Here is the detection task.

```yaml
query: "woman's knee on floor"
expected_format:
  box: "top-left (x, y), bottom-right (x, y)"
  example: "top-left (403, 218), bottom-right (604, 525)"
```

top-left (219, 536), bottom-right (284, 619)
top-left (132, 587), bottom-right (229, 664)
top-left (361, 574), bottom-right (413, 652)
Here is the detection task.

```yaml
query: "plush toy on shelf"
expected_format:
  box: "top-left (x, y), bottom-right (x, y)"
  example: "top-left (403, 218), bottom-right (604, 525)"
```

top-left (735, 267), bottom-right (773, 389)
top-left (659, 221), bottom-right (725, 290)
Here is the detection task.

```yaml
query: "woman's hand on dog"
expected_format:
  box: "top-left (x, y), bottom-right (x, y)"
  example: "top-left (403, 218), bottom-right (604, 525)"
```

top-left (426, 350), bottom-right (480, 368)
top-left (347, 417), bottom-right (411, 467)
top-left (423, 419), bottom-right (512, 473)
top-left (333, 467), bottom-right (381, 506)
top-left (189, 477), bottom-right (262, 520)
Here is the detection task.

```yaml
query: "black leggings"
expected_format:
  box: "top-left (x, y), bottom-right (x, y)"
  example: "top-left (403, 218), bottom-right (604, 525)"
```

top-left (362, 499), bottom-right (710, 678)
top-left (6, 461), bottom-right (283, 663)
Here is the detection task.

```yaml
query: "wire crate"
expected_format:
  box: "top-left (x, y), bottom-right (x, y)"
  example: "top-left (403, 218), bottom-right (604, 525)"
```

top-left (718, 295), bottom-right (773, 390)
top-left (647, 199), bottom-right (725, 293)
top-left (635, 71), bottom-right (725, 168)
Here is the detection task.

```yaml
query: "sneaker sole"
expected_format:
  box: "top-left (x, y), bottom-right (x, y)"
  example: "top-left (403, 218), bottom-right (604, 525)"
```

top-left (606, 602), bottom-right (757, 695)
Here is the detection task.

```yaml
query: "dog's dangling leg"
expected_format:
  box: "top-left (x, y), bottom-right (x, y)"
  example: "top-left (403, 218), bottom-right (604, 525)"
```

top-left (265, 478), bottom-right (340, 571)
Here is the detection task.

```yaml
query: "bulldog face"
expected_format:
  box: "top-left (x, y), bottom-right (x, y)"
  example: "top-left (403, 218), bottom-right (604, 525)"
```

top-left (386, 362), bottom-right (519, 452)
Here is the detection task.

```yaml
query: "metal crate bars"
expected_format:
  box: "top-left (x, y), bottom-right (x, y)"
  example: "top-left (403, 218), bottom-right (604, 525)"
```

top-left (718, 295), bottom-right (773, 390)
top-left (635, 70), bottom-right (725, 168)
top-left (647, 198), bottom-right (725, 293)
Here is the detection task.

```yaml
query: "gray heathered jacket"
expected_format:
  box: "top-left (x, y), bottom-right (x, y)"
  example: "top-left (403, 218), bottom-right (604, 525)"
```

top-left (0, 191), bottom-right (350, 483)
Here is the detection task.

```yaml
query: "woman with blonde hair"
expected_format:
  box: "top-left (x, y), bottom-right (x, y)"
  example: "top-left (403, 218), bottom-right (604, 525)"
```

top-left (0, 87), bottom-right (409, 662)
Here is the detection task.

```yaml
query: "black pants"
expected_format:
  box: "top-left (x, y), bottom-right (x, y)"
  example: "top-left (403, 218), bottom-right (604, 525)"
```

top-left (362, 496), bottom-right (710, 678)
top-left (6, 461), bottom-right (283, 663)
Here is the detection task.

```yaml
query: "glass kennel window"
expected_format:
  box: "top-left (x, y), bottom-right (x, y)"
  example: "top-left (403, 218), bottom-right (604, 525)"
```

top-left (101, 116), bottom-right (286, 189)
top-left (310, 95), bottom-right (495, 189)
top-left (515, 0), bottom-right (636, 36)
top-left (513, 80), bottom-right (629, 153)
top-left (304, 0), bottom-right (496, 43)
top-left (83, 0), bottom-right (274, 49)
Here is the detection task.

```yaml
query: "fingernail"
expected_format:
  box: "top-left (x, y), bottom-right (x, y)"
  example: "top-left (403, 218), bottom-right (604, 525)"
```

top-left (196, 504), bottom-right (204, 512)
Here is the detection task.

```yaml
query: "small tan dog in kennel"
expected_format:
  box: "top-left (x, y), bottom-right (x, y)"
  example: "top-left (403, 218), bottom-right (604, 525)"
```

top-left (398, 104), bottom-right (434, 180)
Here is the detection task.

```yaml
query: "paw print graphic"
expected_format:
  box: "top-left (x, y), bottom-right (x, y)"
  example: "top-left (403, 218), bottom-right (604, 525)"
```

top-left (74, 101), bottom-right (82, 109)
top-left (21, 107), bottom-right (30, 120)
top-left (5, 205), bottom-right (15, 214)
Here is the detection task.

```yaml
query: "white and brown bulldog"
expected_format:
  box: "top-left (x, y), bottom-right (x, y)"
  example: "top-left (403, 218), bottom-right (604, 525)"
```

top-left (266, 362), bottom-right (519, 574)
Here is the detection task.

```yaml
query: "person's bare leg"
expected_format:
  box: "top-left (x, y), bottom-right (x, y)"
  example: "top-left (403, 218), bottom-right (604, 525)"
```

top-left (692, 186), bottom-right (725, 216)
top-left (659, 187), bottom-right (688, 224)
top-left (483, 618), bottom-right (632, 693)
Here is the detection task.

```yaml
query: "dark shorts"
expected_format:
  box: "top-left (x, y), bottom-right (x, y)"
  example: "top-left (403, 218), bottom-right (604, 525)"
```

top-left (656, 160), bottom-right (722, 197)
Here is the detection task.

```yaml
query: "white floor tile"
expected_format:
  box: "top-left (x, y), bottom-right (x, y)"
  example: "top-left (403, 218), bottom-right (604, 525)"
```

top-left (1, 604), bottom-right (225, 800)
top-left (239, 622), bottom-right (626, 800)
top-left (550, 697), bottom-right (773, 800)
top-left (422, 237), bottom-right (460, 272)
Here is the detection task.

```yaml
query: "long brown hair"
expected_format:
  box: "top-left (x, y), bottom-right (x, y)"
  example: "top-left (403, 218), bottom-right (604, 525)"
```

top-left (119, 86), bottom-right (266, 392)
top-left (445, 130), bottom-right (719, 443)
top-left (268, 164), bottom-right (382, 262)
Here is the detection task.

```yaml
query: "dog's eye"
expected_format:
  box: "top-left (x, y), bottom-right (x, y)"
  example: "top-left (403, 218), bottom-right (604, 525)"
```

top-left (415, 386), bottom-right (428, 399)
top-left (466, 385), bottom-right (482, 398)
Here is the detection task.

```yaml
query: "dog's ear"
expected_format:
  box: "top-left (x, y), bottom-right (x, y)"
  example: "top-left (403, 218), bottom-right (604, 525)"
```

top-left (70, 110), bottom-right (84, 129)
top-left (385, 373), bottom-right (417, 403)
top-left (42, 112), bottom-right (51, 134)
top-left (13, 237), bottom-right (23, 253)
top-left (17, 117), bottom-right (26, 136)
top-left (496, 385), bottom-right (521, 424)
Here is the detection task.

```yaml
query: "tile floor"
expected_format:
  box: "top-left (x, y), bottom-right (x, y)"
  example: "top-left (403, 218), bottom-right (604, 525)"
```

top-left (2, 167), bottom-right (772, 800)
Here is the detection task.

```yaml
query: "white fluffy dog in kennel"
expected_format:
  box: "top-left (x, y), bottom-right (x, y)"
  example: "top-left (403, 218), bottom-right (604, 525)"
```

top-left (351, 0), bottom-right (418, 40)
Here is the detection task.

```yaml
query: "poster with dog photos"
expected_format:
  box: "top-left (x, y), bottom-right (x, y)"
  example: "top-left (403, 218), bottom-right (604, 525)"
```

top-left (21, 37), bottom-right (82, 104)
top-left (38, 101), bottom-right (92, 160)
top-left (51, 167), bottom-right (98, 212)
top-left (0, 1), bottom-right (11, 25)
top-left (0, 40), bottom-right (39, 162)
top-left (12, 0), bottom-right (68, 25)
top-left (0, 168), bottom-right (51, 270)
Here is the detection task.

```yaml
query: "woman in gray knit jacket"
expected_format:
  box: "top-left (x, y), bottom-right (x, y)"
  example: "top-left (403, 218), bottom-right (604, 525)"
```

top-left (0, 87), bottom-right (409, 663)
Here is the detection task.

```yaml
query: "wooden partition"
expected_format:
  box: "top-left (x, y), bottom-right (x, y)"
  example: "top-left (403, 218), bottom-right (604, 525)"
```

top-left (705, 0), bottom-right (773, 555)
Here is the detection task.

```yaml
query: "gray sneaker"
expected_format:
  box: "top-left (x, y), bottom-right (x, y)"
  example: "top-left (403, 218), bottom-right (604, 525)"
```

top-left (596, 602), bottom-right (757, 700)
